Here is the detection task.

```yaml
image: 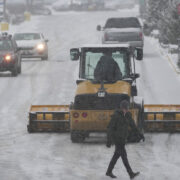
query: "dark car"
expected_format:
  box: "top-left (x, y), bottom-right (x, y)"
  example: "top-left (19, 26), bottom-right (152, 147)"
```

top-left (0, 33), bottom-right (21, 76)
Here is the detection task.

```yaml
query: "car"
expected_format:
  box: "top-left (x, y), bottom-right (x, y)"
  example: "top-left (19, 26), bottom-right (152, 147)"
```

top-left (14, 33), bottom-right (49, 60)
top-left (52, 0), bottom-right (71, 11)
top-left (11, 14), bottom-right (25, 25)
top-left (31, 6), bottom-right (52, 16)
top-left (0, 33), bottom-right (22, 76)
top-left (0, 9), bottom-right (10, 23)
top-left (30, 2), bottom-right (52, 16)
top-left (97, 17), bottom-right (144, 60)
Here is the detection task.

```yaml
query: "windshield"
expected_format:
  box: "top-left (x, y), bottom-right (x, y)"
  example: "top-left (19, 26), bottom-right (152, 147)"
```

top-left (14, 33), bottom-right (41, 41)
top-left (0, 40), bottom-right (13, 51)
top-left (82, 48), bottom-right (130, 80)
top-left (105, 18), bottom-right (141, 28)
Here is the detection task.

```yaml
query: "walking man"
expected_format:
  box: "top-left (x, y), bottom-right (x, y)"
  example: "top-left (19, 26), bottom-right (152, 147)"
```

top-left (106, 100), bottom-right (145, 179)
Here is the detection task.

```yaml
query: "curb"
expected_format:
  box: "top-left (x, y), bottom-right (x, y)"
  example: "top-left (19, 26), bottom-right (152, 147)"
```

top-left (166, 55), bottom-right (180, 74)
top-left (158, 45), bottom-right (180, 74)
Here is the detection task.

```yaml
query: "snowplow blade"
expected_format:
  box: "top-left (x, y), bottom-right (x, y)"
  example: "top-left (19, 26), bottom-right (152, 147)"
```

top-left (144, 105), bottom-right (180, 132)
top-left (28, 105), bottom-right (70, 133)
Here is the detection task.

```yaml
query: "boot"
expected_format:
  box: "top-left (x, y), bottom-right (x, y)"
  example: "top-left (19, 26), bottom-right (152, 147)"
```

top-left (129, 172), bottom-right (140, 179)
top-left (106, 171), bottom-right (117, 178)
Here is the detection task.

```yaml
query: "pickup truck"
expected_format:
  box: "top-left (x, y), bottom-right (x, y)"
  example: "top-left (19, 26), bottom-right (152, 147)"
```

top-left (97, 17), bottom-right (144, 60)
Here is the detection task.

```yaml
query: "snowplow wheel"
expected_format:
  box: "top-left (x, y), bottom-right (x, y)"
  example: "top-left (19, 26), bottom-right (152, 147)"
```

top-left (127, 101), bottom-right (144, 143)
top-left (137, 103), bottom-right (144, 132)
top-left (71, 131), bottom-right (85, 143)
top-left (27, 125), bottom-right (33, 133)
top-left (18, 63), bottom-right (21, 74)
top-left (41, 54), bottom-right (48, 60)
top-left (11, 66), bottom-right (18, 77)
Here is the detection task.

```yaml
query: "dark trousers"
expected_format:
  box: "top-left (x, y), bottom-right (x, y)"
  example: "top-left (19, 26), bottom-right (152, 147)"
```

top-left (107, 143), bottom-right (133, 175)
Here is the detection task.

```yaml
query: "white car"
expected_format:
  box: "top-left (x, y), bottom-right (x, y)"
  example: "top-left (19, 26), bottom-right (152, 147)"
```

top-left (14, 33), bottom-right (49, 60)
top-left (52, 0), bottom-right (71, 11)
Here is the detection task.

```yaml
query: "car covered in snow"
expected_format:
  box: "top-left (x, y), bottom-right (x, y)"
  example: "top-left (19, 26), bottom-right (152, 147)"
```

top-left (14, 33), bottom-right (49, 60)
top-left (52, 0), bottom-right (71, 11)
top-left (97, 17), bottom-right (144, 60)
top-left (0, 33), bottom-right (22, 76)
top-left (104, 0), bottom-right (135, 10)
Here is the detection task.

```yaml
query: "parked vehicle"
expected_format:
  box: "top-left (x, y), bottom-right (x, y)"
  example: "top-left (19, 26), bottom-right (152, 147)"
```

top-left (97, 17), bottom-right (144, 60)
top-left (14, 33), bottom-right (49, 60)
top-left (11, 14), bottom-right (25, 25)
top-left (31, 6), bottom-right (52, 15)
top-left (0, 33), bottom-right (22, 76)
top-left (52, 0), bottom-right (71, 11)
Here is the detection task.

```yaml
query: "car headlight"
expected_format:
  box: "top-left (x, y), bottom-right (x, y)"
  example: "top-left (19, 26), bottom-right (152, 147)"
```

top-left (36, 43), bottom-right (45, 51)
top-left (5, 54), bottom-right (12, 61)
top-left (4, 54), bottom-right (15, 62)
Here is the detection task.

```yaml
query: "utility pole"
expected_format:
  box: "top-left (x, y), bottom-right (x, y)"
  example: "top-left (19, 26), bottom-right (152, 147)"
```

top-left (26, 0), bottom-right (30, 11)
top-left (3, 0), bottom-right (6, 19)
top-left (26, 0), bottom-right (33, 11)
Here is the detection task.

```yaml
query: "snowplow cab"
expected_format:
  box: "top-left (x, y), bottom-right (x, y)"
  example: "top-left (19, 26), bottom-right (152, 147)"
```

top-left (70, 44), bottom-right (144, 142)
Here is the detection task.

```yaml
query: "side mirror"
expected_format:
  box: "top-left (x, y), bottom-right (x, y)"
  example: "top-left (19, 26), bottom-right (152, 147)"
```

top-left (97, 25), bottom-right (101, 31)
top-left (130, 73), bottom-right (140, 80)
top-left (45, 39), bottom-right (49, 43)
top-left (70, 48), bottom-right (80, 61)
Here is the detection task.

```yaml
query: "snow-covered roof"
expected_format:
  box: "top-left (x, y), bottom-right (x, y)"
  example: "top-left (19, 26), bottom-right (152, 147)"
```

top-left (81, 44), bottom-right (130, 48)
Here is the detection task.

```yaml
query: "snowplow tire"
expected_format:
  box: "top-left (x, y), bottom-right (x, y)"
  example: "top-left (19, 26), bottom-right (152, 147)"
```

top-left (11, 66), bottom-right (18, 77)
top-left (18, 63), bottom-right (21, 74)
top-left (41, 54), bottom-right (48, 61)
top-left (27, 125), bottom-right (33, 133)
top-left (127, 102), bottom-right (144, 143)
top-left (135, 102), bottom-right (144, 132)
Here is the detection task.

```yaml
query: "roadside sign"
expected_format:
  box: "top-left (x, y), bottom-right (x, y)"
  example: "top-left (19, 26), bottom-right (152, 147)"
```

top-left (1, 22), bottom-right (9, 31)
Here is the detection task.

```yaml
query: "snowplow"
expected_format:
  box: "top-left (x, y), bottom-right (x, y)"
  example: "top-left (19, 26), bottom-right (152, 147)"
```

top-left (144, 105), bottom-right (180, 132)
top-left (28, 44), bottom-right (180, 142)
top-left (28, 105), bottom-right (70, 132)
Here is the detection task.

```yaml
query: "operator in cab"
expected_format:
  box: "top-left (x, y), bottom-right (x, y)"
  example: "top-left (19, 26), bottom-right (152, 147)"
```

top-left (94, 50), bottom-right (122, 82)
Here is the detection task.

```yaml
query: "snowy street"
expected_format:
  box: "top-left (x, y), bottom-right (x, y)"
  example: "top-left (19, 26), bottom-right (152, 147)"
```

top-left (0, 6), bottom-right (180, 180)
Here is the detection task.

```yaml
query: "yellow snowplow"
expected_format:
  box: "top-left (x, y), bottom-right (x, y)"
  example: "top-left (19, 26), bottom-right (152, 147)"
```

top-left (28, 105), bottom-right (69, 133)
top-left (144, 105), bottom-right (180, 132)
top-left (27, 44), bottom-right (180, 142)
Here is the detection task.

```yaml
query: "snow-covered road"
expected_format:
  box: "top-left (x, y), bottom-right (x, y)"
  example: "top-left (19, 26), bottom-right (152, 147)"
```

top-left (0, 6), bottom-right (180, 180)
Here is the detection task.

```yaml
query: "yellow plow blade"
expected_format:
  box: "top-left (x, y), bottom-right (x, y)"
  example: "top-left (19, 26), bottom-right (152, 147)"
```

top-left (27, 105), bottom-right (70, 133)
top-left (144, 105), bottom-right (180, 132)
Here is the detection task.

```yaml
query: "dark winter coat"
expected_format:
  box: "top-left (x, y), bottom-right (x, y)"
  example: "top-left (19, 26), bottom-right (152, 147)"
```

top-left (94, 55), bottom-right (122, 82)
top-left (107, 110), bottom-right (141, 145)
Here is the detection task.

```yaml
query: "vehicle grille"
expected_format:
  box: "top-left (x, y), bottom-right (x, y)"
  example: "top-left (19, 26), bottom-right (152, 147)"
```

top-left (74, 94), bottom-right (129, 110)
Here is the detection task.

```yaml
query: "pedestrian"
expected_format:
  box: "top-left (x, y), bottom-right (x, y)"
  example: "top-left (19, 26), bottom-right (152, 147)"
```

top-left (106, 100), bottom-right (145, 179)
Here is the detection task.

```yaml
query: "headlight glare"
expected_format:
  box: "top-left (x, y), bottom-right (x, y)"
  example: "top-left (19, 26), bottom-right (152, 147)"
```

top-left (36, 43), bottom-right (45, 51)
top-left (5, 54), bottom-right (12, 61)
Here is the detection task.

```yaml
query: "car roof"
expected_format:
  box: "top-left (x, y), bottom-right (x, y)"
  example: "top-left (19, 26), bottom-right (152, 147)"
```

top-left (81, 44), bottom-right (130, 48)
